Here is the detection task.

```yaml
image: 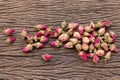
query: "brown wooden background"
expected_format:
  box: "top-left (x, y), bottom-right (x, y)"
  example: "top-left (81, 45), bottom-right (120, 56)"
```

top-left (0, 0), bottom-right (120, 80)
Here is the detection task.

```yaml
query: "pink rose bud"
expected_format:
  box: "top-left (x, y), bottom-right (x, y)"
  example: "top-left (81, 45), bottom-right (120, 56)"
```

top-left (109, 31), bottom-right (116, 39)
top-left (109, 44), bottom-right (118, 53)
top-left (78, 25), bottom-right (84, 34)
top-left (37, 30), bottom-right (45, 37)
top-left (22, 44), bottom-right (33, 53)
top-left (3, 28), bottom-right (15, 36)
top-left (34, 24), bottom-right (47, 30)
top-left (101, 42), bottom-right (108, 51)
top-left (103, 21), bottom-right (112, 27)
top-left (69, 38), bottom-right (78, 45)
top-left (44, 27), bottom-right (52, 36)
top-left (5, 37), bottom-right (16, 44)
top-left (87, 53), bottom-right (94, 58)
top-left (95, 50), bottom-right (105, 57)
top-left (104, 51), bottom-right (111, 63)
top-left (68, 29), bottom-right (74, 35)
top-left (58, 33), bottom-right (69, 42)
top-left (84, 26), bottom-right (92, 32)
top-left (106, 37), bottom-right (114, 43)
top-left (82, 43), bottom-right (89, 51)
top-left (92, 30), bottom-right (98, 37)
top-left (50, 31), bottom-right (58, 38)
top-left (68, 23), bottom-right (78, 29)
top-left (94, 37), bottom-right (100, 48)
top-left (104, 32), bottom-right (110, 37)
top-left (90, 21), bottom-right (96, 29)
top-left (82, 37), bottom-right (90, 44)
top-left (27, 34), bottom-right (33, 43)
top-left (61, 21), bottom-right (67, 29)
top-left (98, 27), bottom-right (106, 36)
top-left (93, 55), bottom-right (99, 63)
top-left (96, 21), bottom-right (103, 28)
top-left (40, 36), bottom-right (49, 43)
top-left (83, 31), bottom-right (90, 37)
top-left (33, 34), bottom-right (39, 42)
top-left (89, 43), bottom-right (94, 52)
top-left (88, 34), bottom-right (95, 42)
top-left (50, 40), bottom-right (62, 48)
top-left (79, 51), bottom-right (88, 61)
top-left (21, 28), bottom-right (28, 40)
top-left (75, 44), bottom-right (82, 52)
top-left (33, 42), bottom-right (44, 49)
top-left (54, 27), bottom-right (63, 34)
top-left (42, 54), bottom-right (53, 61)
top-left (64, 42), bottom-right (73, 49)
top-left (73, 32), bottom-right (81, 39)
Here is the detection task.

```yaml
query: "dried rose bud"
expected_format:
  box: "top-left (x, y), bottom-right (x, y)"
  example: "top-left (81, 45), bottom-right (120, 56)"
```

top-left (50, 31), bottom-right (58, 38)
top-left (22, 44), bottom-right (33, 53)
top-left (73, 31), bottom-right (81, 39)
top-left (109, 31), bottom-right (116, 39)
top-left (78, 51), bottom-right (88, 61)
top-left (88, 34), bottom-right (95, 42)
top-left (82, 43), bottom-right (89, 51)
top-left (94, 37), bottom-right (100, 48)
top-left (95, 50), bottom-right (104, 57)
top-left (61, 21), bottom-right (67, 29)
top-left (87, 53), bottom-right (94, 58)
top-left (27, 34), bottom-right (34, 43)
top-left (33, 34), bottom-right (39, 42)
top-left (54, 27), bottom-right (63, 34)
top-left (104, 51), bottom-right (111, 63)
top-left (64, 42), bottom-right (73, 49)
top-left (68, 29), bottom-right (74, 35)
top-left (50, 40), bottom-right (62, 48)
top-left (75, 44), bottom-right (82, 52)
top-left (103, 21), bottom-right (111, 27)
top-left (34, 24), bottom-right (47, 30)
top-left (36, 30), bottom-right (45, 37)
top-left (44, 27), bottom-right (52, 36)
top-left (98, 27), bottom-right (106, 36)
top-left (69, 38), bottom-right (78, 45)
top-left (32, 42), bottom-right (44, 49)
top-left (42, 54), bottom-right (53, 61)
top-left (82, 37), bottom-right (90, 44)
top-left (21, 28), bottom-right (28, 40)
top-left (104, 32), bottom-right (110, 37)
top-left (93, 55), bottom-right (99, 63)
top-left (78, 25), bottom-right (84, 34)
top-left (89, 43), bottom-right (94, 52)
top-left (84, 26), bottom-right (92, 32)
top-left (40, 36), bottom-right (49, 43)
top-left (101, 42), bottom-right (108, 51)
top-left (92, 30), bottom-right (98, 37)
top-left (106, 37), bottom-right (114, 43)
top-left (109, 44), bottom-right (118, 53)
top-left (83, 31), bottom-right (90, 37)
top-left (3, 28), bottom-right (15, 36)
top-left (90, 21), bottom-right (96, 29)
top-left (58, 33), bottom-right (69, 42)
top-left (5, 37), bottom-right (16, 44)
top-left (96, 21), bottom-right (103, 28)
top-left (68, 23), bottom-right (78, 29)
top-left (93, 48), bottom-right (97, 53)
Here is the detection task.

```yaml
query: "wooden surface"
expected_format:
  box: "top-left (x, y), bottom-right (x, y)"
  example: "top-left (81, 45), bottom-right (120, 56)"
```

top-left (0, 0), bottom-right (120, 80)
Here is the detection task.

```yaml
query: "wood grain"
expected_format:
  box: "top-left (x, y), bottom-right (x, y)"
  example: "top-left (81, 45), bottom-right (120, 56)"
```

top-left (0, 0), bottom-right (120, 79)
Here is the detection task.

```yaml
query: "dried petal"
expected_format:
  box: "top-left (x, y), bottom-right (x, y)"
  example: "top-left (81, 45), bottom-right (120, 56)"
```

top-left (42, 54), bottom-right (53, 61)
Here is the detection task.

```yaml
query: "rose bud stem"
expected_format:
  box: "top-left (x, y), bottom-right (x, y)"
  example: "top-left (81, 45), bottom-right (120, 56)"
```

top-left (5, 37), bottom-right (16, 44)
top-left (98, 27), bottom-right (106, 36)
top-left (73, 31), bottom-right (81, 39)
top-left (32, 42), bottom-right (44, 49)
top-left (104, 51), bottom-right (112, 63)
top-left (54, 27), bottom-right (63, 35)
top-left (61, 21), bottom-right (67, 29)
top-left (58, 33), bottom-right (69, 42)
top-left (39, 36), bottom-right (49, 43)
top-left (90, 21), bottom-right (96, 29)
top-left (96, 21), bottom-right (103, 28)
top-left (109, 44), bottom-right (118, 53)
top-left (78, 25), bottom-right (84, 34)
top-left (42, 54), bottom-right (53, 61)
top-left (101, 42), bottom-right (108, 51)
top-left (109, 31), bottom-right (116, 39)
top-left (67, 23), bottom-right (78, 29)
top-left (95, 50), bottom-right (105, 57)
top-left (34, 24), bottom-right (47, 30)
top-left (78, 51), bottom-right (88, 61)
top-left (3, 28), bottom-right (15, 36)
top-left (82, 37), bottom-right (90, 44)
top-left (21, 28), bottom-right (28, 40)
top-left (22, 44), bottom-right (33, 53)
top-left (94, 37), bottom-right (100, 48)
top-left (75, 44), bottom-right (82, 52)
top-left (64, 42), bottom-right (73, 49)
top-left (103, 21), bottom-right (112, 27)
top-left (93, 55), bottom-right (99, 63)
top-left (82, 43), bottom-right (89, 51)
top-left (92, 30), bottom-right (98, 37)
top-left (69, 38), bottom-right (79, 45)
top-left (83, 31), bottom-right (90, 37)
top-left (84, 26), bottom-right (92, 32)
top-left (50, 31), bottom-right (58, 38)
top-left (50, 40), bottom-right (62, 48)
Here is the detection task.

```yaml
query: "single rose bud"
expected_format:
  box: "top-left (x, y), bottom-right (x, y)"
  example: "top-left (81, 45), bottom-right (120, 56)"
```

top-left (78, 51), bottom-right (88, 61)
top-left (95, 50), bottom-right (104, 57)
top-left (69, 38), bottom-right (78, 45)
top-left (33, 34), bottom-right (39, 42)
top-left (104, 51), bottom-right (111, 63)
top-left (50, 40), bottom-right (62, 47)
top-left (87, 53), bottom-right (94, 58)
top-left (34, 24), bottom-right (47, 30)
top-left (68, 23), bottom-right (78, 29)
top-left (82, 37), bottom-right (90, 44)
top-left (104, 32), bottom-right (110, 37)
top-left (78, 25), bottom-right (84, 34)
top-left (36, 30), bottom-right (45, 37)
top-left (73, 31), bottom-right (81, 39)
top-left (103, 21), bottom-right (112, 27)
top-left (40, 36), bottom-right (49, 43)
top-left (21, 28), bottom-right (28, 40)
top-left (5, 37), bottom-right (16, 44)
top-left (101, 42), bottom-right (108, 51)
top-left (96, 21), bottom-right (103, 28)
top-left (106, 37), bottom-right (114, 43)
top-left (50, 31), bottom-right (58, 38)
top-left (32, 42), bottom-right (44, 49)
top-left (54, 27), bottom-right (63, 34)
top-left (58, 33), bottom-right (69, 42)
top-left (75, 44), bottom-right (82, 52)
top-left (84, 26), bottom-right (92, 32)
top-left (92, 30), bottom-right (98, 37)
top-left (88, 34), bottom-right (95, 42)
top-left (42, 54), bottom-right (53, 61)
top-left (109, 44), bottom-right (118, 53)
top-left (94, 37), bottom-right (100, 48)
top-left (64, 42), bottom-right (73, 49)
top-left (98, 27), bottom-right (106, 36)
top-left (89, 43), bottom-right (94, 52)
top-left (83, 31), bottom-right (90, 37)
top-left (109, 31), bottom-right (116, 39)
top-left (90, 21), bottom-right (96, 29)
top-left (44, 27), bottom-right (52, 36)
top-left (82, 43), bottom-right (89, 51)
top-left (27, 34), bottom-right (34, 43)
top-left (67, 29), bottom-right (74, 35)
top-left (22, 44), bottom-right (33, 53)
top-left (61, 21), bottom-right (67, 29)
top-left (93, 55), bottom-right (99, 63)
top-left (3, 28), bottom-right (15, 36)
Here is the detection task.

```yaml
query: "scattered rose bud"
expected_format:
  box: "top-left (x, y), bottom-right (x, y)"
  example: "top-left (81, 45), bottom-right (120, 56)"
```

top-left (104, 51), bottom-right (111, 63)
top-left (103, 21), bottom-right (111, 27)
top-left (3, 28), bottom-right (15, 36)
top-left (50, 31), bottom-right (58, 38)
top-left (54, 27), bottom-right (63, 34)
top-left (73, 31), bottom-right (81, 39)
top-left (21, 28), bottom-right (28, 40)
top-left (75, 44), bottom-right (82, 52)
top-left (32, 42), bottom-right (44, 49)
top-left (82, 43), bottom-right (89, 51)
top-left (22, 44), bottom-right (33, 53)
top-left (98, 27), bottom-right (106, 36)
top-left (78, 25), bottom-right (84, 34)
top-left (84, 26), bottom-right (92, 32)
top-left (58, 33), bottom-right (69, 42)
top-left (82, 37), bottom-right (90, 44)
top-left (96, 21), bottom-right (103, 28)
top-left (88, 34), bottom-right (95, 42)
top-left (64, 42), bottom-right (73, 49)
top-left (78, 51), bottom-right (88, 61)
top-left (50, 40), bottom-right (62, 48)
top-left (94, 37), bottom-right (100, 48)
top-left (93, 55), bottom-right (99, 63)
top-left (40, 36), bottom-right (49, 43)
top-left (95, 50), bottom-right (105, 57)
top-left (92, 30), bottom-right (98, 37)
top-left (109, 31), bottom-right (116, 39)
top-left (5, 37), bottom-right (16, 44)
top-left (42, 54), bottom-right (53, 61)
top-left (61, 21), bottom-right (67, 29)
top-left (68, 23), bottom-right (78, 29)
top-left (83, 31), bottom-right (90, 37)
top-left (69, 38), bottom-right (78, 45)
top-left (109, 44), bottom-right (118, 53)
top-left (90, 21), bottom-right (96, 29)
top-left (34, 24), bottom-right (47, 30)
top-left (101, 42), bottom-right (108, 51)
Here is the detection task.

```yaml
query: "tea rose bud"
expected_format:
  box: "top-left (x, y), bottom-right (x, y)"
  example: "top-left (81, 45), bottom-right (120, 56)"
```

top-left (21, 28), bottom-right (28, 40)
top-left (73, 31), bottom-right (81, 39)
top-left (92, 30), bottom-right (98, 37)
top-left (22, 44), bottom-right (33, 53)
top-left (78, 25), bottom-right (84, 34)
top-left (90, 21), bottom-right (96, 29)
top-left (27, 34), bottom-right (34, 43)
top-left (32, 42), bottom-right (44, 49)
top-left (88, 34), bottom-right (95, 42)
top-left (83, 31), bottom-right (90, 37)
top-left (61, 21), bottom-right (67, 29)
top-left (68, 29), bottom-right (74, 35)
top-left (50, 40), bottom-right (62, 48)
top-left (101, 42), bottom-right (108, 51)
top-left (94, 37), bottom-right (100, 48)
top-left (89, 43), bottom-right (94, 52)
top-left (3, 28), bottom-right (15, 36)
top-left (40, 36), bottom-right (49, 43)
top-left (93, 55), bottom-right (99, 63)
top-left (109, 44), bottom-right (118, 53)
top-left (109, 31), bottom-right (116, 39)
top-left (106, 37), bottom-right (114, 43)
top-left (98, 27), bottom-right (106, 36)
top-left (34, 24), bottom-right (47, 30)
top-left (95, 50), bottom-right (104, 57)
top-left (103, 21), bottom-right (112, 27)
top-left (82, 43), bottom-right (89, 51)
top-left (68, 23), bottom-right (78, 29)
top-left (58, 33), bottom-right (69, 42)
top-left (96, 21), bottom-right (103, 28)
top-left (44, 27), bottom-right (52, 36)
top-left (104, 51), bottom-right (111, 63)
top-left (50, 31), bottom-right (58, 38)
top-left (69, 38), bottom-right (78, 45)
top-left (84, 26), bottom-right (92, 32)
top-left (78, 51), bottom-right (88, 61)
top-left (54, 27), bottom-right (63, 34)
top-left (75, 44), bottom-right (82, 52)
top-left (82, 37), bottom-right (90, 44)
top-left (64, 42), bottom-right (73, 49)
top-left (5, 37), bottom-right (16, 44)
top-left (42, 54), bottom-right (53, 61)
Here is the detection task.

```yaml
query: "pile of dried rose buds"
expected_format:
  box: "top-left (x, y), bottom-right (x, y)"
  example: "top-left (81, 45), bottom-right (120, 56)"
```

top-left (21, 21), bottom-right (118, 63)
